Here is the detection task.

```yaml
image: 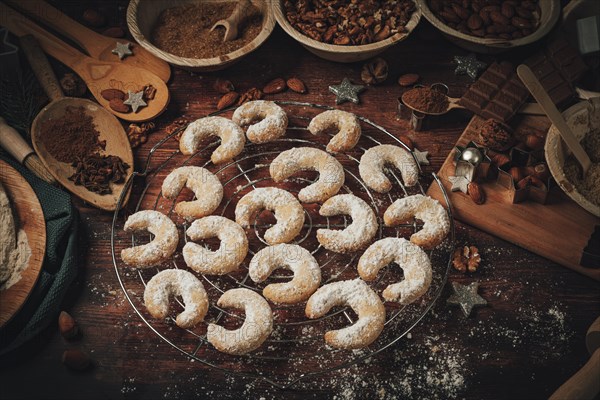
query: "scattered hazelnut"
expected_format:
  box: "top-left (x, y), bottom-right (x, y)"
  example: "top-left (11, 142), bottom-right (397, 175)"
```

top-left (524, 133), bottom-right (544, 150)
top-left (82, 9), bottom-right (106, 28)
top-left (62, 349), bottom-right (91, 371)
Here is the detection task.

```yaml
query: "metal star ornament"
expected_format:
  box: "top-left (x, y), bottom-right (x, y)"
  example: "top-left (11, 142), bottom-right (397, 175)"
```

top-left (329, 78), bottom-right (366, 105)
top-left (413, 148), bottom-right (430, 165)
top-left (454, 53), bottom-right (487, 80)
top-left (123, 90), bottom-right (147, 113)
top-left (447, 281), bottom-right (487, 317)
top-left (112, 42), bottom-right (133, 60)
top-left (448, 175), bottom-right (469, 193)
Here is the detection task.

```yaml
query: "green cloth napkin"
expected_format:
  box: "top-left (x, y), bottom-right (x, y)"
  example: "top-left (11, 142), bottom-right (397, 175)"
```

top-left (0, 155), bottom-right (80, 355)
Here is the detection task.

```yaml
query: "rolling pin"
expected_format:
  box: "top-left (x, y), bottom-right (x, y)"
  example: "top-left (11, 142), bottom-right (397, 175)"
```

top-left (549, 316), bottom-right (600, 400)
top-left (0, 117), bottom-right (56, 184)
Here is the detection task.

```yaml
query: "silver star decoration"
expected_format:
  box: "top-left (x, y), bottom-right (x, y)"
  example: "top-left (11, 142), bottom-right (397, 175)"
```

top-left (329, 78), bottom-right (366, 104)
top-left (447, 281), bottom-right (487, 317)
top-left (454, 53), bottom-right (487, 80)
top-left (123, 90), bottom-right (147, 113)
top-left (112, 42), bottom-right (133, 60)
top-left (448, 175), bottom-right (469, 193)
top-left (413, 148), bottom-right (430, 165)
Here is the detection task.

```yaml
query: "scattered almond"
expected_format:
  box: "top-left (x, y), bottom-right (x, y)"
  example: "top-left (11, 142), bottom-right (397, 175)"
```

top-left (509, 166), bottom-right (523, 182)
top-left (102, 27), bottom-right (125, 38)
top-left (530, 163), bottom-right (550, 181)
top-left (58, 311), bottom-right (79, 340)
top-left (467, 182), bottom-right (485, 205)
top-left (217, 91), bottom-right (240, 110)
top-left (100, 88), bottom-right (125, 101)
top-left (524, 133), bottom-right (544, 150)
top-left (109, 98), bottom-right (130, 113)
top-left (82, 9), bottom-right (106, 28)
top-left (213, 78), bottom-right (235, 94)
top-left (286, 77), bottom-right (307, 94)
top-left (489, 152), bottom-right (510, 167)
top-left (516, 175), bottom-right (546, 190)
top-left (62, 349), bottom-right (91, 371)
top-left (263, 78), bottom-right (287, 94)
top-left (397, 73), bottom-right (420, 87)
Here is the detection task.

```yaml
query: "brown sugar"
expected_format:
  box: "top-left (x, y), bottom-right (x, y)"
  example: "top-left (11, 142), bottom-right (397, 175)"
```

top-left (151, 2), bottom-right (263, 59)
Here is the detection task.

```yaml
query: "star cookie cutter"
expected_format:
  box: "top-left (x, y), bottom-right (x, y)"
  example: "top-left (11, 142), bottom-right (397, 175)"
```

top-left (453, 141), bottom-right (492, 183)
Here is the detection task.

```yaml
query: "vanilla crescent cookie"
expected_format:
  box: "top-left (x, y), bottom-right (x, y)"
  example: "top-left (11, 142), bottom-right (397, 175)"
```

top-left (143, 269), bottom-right (209, 329)
top-left (249, 244), bottom-right (321, 304)
top-left (305, 279), bottom-right (385, 349)
top-left (359, 144), bottom-right (419, 192)
top-left (358, 237), bottom-right (432, 305)
top-left (121, 210), bottom-right (179, 268)
top-left (183, 216), bottom-right (248, 275)
top-left (207, 288), bottom-right (273, 355)
top-left (179, 116), bottom-right (245, 164)
top-left (384, 194), bottom-right (450, 250)
top-left (232, 100), bottom-right (288, 143)
top-left (269, 147), bottom-right (345, 203)
top-left (316, 194), bottom-right (378, 253)
top-left (235, 187), bottom-right (305, 245)
top-left (162, 166), bottom-right (223, 220)
top-left (308, 110), bottom-right (361, 153)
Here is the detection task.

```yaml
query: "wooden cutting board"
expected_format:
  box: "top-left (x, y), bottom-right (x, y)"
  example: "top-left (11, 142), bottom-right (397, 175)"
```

top-left (427, 114), bottom-right (600, 281)
top-left (0, 160), bottom-right (46, 327)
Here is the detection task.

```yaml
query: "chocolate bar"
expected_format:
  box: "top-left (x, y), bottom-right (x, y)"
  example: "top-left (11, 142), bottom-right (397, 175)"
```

top-left (459, 61), bottom-right (530, 123)
top-left (524, 37), bottom-right (588, 107)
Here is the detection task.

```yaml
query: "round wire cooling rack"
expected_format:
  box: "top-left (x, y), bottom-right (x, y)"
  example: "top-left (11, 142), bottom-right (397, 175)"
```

top-left (111, 101), bottom-right (455, 389)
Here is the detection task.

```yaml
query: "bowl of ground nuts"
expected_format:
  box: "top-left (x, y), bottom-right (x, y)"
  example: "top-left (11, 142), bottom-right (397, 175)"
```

top-left (417, 0), bottom-right (560, 54)
top-left (273, 0), bottom-right (421, 62)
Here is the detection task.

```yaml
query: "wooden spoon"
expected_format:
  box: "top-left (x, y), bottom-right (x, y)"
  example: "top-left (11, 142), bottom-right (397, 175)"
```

top-left (0, 3), bottom-right (169, 123)
top-left (401, 87), bottom-right (544, 116)
top-left (211, 0), bottom-right (253, 42)
top-left (517, 64), bottom-right (592, 175)
top-left (7, 0), bottom-right (171, 83)
top-left (20, 35), bottom-right (132, 211)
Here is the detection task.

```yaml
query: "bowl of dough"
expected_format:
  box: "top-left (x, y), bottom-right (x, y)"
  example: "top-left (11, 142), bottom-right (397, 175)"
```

top-left (545, 97), bottom-right (600, 217)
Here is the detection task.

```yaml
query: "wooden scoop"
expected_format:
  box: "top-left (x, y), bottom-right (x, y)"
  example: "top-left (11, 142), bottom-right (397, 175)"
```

top-left (517, 64), bottom-right (592, 175)
top-left (549, 316), bottom-right (600, 400)
top-left (20, 35), bottom-right (132, 211)
top-left (211, 0), bottom-right (253, 42)
top-left (0, 3), bottom-right (169, 123)
top-left (6, 0), bottom-right (170, 83)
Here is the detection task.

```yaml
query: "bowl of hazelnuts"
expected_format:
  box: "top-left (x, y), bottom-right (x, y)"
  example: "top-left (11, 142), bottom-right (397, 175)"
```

top-left (417, 0), bottom-right (561, 53)
top-left (274, 0), bottom-right (421, 62)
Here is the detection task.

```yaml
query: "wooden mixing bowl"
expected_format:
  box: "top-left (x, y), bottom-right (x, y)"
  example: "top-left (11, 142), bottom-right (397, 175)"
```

top-left (127, 0), bottom-right (275, 72)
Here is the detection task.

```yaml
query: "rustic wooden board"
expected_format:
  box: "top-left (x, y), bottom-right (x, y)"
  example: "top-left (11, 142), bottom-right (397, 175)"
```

top-left (427, 114), bottom-right (600, 281)
top-left (0, 160), bottom-right (46, 326)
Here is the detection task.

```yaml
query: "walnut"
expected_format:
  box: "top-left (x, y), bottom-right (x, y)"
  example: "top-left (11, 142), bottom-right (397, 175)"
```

top-left (238, 88), bottom-right (264, 105)
top-left (361, 57), bottom-right (388, 85)
top-left (165, 118), bottom-right (189, 140)
top-left (478, 119), bottom-right (513, 151)
top-left (452, 245), bottom-right (481, 273)
top-left (127, 122), bottom-right (155, 148)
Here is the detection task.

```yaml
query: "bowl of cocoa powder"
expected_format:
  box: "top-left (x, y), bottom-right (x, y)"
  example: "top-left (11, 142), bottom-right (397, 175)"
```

top-left (545, 97), bottom-right (600, 217)
top-left (273, 0), bottom-right (421, 62)
top-left (417, 0), bottom-right (561, 54)
top-left (127, 0), bottom-right (275, 71)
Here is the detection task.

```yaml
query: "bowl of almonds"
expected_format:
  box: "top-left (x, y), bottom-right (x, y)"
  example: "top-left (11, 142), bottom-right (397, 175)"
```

top-left (273, 0), bottom-right (421, 62)
top-left (417, 0), bottom-right (560, 54)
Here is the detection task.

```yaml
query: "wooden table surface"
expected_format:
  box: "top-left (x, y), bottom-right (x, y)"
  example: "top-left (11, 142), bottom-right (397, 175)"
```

top-left (1, 1), bottom-right (600, 399)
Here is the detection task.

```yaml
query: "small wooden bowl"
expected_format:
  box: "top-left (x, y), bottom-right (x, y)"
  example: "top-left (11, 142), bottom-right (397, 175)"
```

top-left (416, 0), bottom-right (560, 54)
top-left (127, 0), bottom-right (276, 72)
top-left (545, 97), bottom-right (600, 217)
top-left (272, 1), bottom-right (421, 63)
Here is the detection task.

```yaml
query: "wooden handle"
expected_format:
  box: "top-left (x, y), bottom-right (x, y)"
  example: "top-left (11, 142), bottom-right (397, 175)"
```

top-left (19, 35), bottom-right (64, 101)
top-left (0, 3), bottom-right (83, 72)
top-left (549, 349), bottom-right (600, 400)
top-left (0, 118), bottom-right (35, 164)
top-left (228, 0), bottom-right (253, 27)
top-left (517, 64), bottom-right (592, 174)
top-left (7, 0), bottom-right (107, 57)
